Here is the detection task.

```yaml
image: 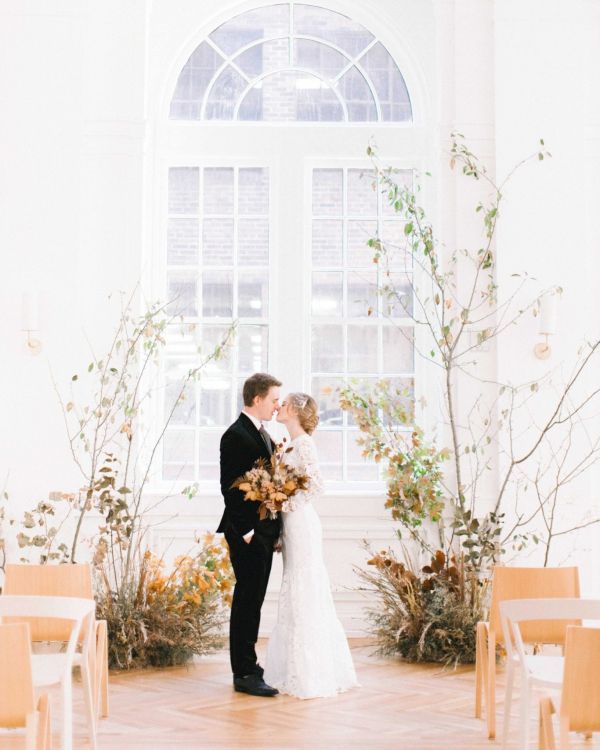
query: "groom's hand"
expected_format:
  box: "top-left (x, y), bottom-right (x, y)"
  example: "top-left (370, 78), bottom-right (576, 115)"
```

top-left (273, 539), bottom-right (282, 553)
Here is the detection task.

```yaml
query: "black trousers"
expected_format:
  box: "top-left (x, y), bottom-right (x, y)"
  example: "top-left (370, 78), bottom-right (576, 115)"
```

top-left (225, 530), bottom-right (274, 678)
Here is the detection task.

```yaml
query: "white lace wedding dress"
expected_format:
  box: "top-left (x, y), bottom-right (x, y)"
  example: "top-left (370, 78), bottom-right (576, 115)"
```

top-left (264, 433), bottom-right (359, 699)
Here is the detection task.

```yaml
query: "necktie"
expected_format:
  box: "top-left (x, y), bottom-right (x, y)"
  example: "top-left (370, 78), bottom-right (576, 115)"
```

top-left (258, 425), bottom-right (273, 455)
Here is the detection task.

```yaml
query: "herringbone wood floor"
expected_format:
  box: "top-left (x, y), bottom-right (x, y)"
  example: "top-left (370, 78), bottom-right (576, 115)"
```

top-left (1, 641), bottom-right (598, 749)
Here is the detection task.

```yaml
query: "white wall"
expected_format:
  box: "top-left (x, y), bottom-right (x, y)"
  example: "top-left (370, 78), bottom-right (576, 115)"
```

top-left (1, 0), bottom-right (599, 632)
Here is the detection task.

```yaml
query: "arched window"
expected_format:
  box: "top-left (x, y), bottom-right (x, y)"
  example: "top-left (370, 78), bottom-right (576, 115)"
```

top-left (159, 4), bottom-right (418, 487)
top-left (170, 4), bottom-right (412, 122)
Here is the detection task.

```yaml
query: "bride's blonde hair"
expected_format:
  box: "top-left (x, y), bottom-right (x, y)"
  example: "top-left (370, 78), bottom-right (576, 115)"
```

top-left (288, 393), bottom-right (319, 435)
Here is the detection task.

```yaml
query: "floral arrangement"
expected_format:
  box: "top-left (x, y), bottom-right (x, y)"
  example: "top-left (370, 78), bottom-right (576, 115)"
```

top-left (95, 534), bottom-right (234, 669)
top-left (231, 440), bottom-right (310, 519)
top-left (358, 546), bottom-right (485, 666)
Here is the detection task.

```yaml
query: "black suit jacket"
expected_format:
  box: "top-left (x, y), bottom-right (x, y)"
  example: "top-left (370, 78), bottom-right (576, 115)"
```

top-left (217, 413), bottom-right (281, 539)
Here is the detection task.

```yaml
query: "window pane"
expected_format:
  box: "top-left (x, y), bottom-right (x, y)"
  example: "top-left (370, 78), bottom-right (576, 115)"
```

top-left (359, 42), bottom-right (412, 122)
top-left (239, 71), bottom-right (344, 121)
top-left (168, 273), bottom-right (197, 318)
top-left (199, 378), bottom-right (232, 426)
top-left (202, 270), bottom-right (233, 317)
top-left (238, 168), bottom-right (269, 214)
top-left (201, 325), bottom-right (233, 374)
top-left (164, 360), bottom-right (196, 425)
top-left (209, 5), bottom-right (290, 55)
top-left (381, 221), bottom-right (411, 268)
top-left (169, 43), bottom-right (223, 120)
top-left (382, 326), bottom-right (414, 372)
top-left (312, 324), bottom-right (344, 372)
top-left (347, 220), bottom-right (377, 267)
top-left (238, 272), bottom-right (268, 317)
top-left (235, 39), bottom-right (289, 77)
top-left (294, 5), bottom-right (374, 57)
top-left (347, 325), bottom-right (377, 372)
top-left (198, 430), bottom-right (221, 471)
top-left (236, 88), bottom-right (262, 121)
top-left (312, 272), bottom-right (342, 316)
top-left (293, 39), bottom-right (347, 79)
top-left (311, 376), bottom-right (343, 426)
top-left (205, 66), bottom-right (247, 120)
top-left (168, 167), bottom-right (199, 213)
top-left (347, 272), bottom-right (377, 317)
top-left (238, 325), bottom-right (268, 373)
top-left (336, 67), bottom-right (377, 121)
top-left (386, 377), bottom-right (415, 421)
top-left (203, 168), bottom-right (234, 214)
top-left (346, 432), bottom-right (377, 480)
top-left (203, 218), bottom-right (233, 265)
top-left (162, 430), bottom-right (195, 480)
top-left (381, 170), bottom-right (413, 217)
top-left (312, 429), bottom-right (343, 480)
top-left (238, 218), bottom-right (269, 265)
top-left (312, 169), bottom-right (343, 216)
top-left (312, 219), bottom-right (342, 267)
top-left (167, 218), bottom-right (199, 266)
top-left (382, 273), bottom-right (413, 317)
top-left (347, 169), bottom-right (377, 216)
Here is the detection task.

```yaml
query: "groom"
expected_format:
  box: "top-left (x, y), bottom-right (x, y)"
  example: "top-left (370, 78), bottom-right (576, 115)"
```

top-left (218, 372), bottom-right (282, 697)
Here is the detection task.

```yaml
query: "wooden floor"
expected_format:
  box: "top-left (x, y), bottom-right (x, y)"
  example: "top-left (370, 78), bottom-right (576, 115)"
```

top-left (1, 640), bottom-right (599, 749)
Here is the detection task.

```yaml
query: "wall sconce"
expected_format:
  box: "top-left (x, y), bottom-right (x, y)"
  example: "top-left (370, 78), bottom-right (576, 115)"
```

top-left (533, 294), bottom-right (557, 360)
top-left (21, 292), bottom-right (43, 355)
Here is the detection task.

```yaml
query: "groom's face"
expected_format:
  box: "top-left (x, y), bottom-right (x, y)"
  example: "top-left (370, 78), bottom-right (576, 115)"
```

top-left (254, 386), bottom-right (280, 421)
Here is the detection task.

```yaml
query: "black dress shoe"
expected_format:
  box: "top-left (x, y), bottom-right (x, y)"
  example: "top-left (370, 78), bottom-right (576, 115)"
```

top-left (233, 673), bottom-right (279, 697)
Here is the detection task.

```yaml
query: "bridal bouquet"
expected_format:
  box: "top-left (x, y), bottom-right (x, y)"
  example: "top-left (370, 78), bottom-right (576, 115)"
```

top-left (231, 440), bottom-right (310, 519)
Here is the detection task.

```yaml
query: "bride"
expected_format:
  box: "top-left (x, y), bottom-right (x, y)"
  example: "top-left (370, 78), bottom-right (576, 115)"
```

top-left (264, 392), bottom-right (359, 699)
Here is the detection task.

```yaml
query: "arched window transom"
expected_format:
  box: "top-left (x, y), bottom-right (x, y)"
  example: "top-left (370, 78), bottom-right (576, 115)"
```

top-left (170, 3), bottom-right (412, 122)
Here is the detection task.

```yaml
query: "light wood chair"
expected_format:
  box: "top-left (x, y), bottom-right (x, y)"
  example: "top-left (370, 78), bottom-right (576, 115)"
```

top-left (4, 563), bottom-right (109, 721)
top-left (0, 622), bottom-right (52, 750)
top-left (500, 597), bottom-right (600, 748)
top-left (0, 596), bottom-right (95, 750)
top-left (474, 565), bottom-right (580, 739)
top-left (539, 625), bottom-right (600, 749)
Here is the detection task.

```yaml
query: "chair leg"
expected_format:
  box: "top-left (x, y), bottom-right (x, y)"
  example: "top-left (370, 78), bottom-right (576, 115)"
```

top-left (487, 630), bottom-right (497, 739)
top-left (475, 622), bottom-right (486, 718)
top-left (81, 656), bottom-right (98, 750)
top-left (97, 620), bottom-right (109, 719)
top-left (25, 709), bottom-right (38, 750)
top-left (36, 694), bottom-right (52, 750)
top-left (539, 697), bottom-right (556, 750)
top-left (502, 659), bottom-right (514, 750)
top-left (61, 673), bottom-right (73, 750)
top-left (519, 674), bottom-right (531, 750)
top-left (559, 716), bottom-right (571, 749)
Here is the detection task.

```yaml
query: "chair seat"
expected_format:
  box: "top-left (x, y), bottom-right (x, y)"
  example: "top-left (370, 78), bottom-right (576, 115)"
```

top-left (31, 653), bottom-right (70, 687)
top-left (523, 654), bottom-right (564, 687)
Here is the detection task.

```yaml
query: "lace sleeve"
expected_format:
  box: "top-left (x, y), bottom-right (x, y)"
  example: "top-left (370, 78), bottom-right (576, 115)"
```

top-left (295, 437), bottom-right (324, 500)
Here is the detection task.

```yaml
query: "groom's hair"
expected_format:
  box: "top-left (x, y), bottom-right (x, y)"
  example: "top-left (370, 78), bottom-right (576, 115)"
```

top-left (243, 372), bottom-right (282, 406)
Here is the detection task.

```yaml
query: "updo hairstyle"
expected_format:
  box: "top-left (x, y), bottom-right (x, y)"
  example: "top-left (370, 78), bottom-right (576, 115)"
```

top-left (288, 393), bottom-right (319, 435)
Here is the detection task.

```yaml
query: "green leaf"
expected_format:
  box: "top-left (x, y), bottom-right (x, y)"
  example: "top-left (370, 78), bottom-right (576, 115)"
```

top-left (71, 374), bottom-right (78, 381)
top-left (87, 363), bottom-right (94, 372)
top-left (404, 222), bottom-right (413, 236)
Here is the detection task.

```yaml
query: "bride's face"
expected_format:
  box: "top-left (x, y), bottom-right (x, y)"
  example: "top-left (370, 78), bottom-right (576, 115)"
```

top-left (276, 396), bottom-right (298, 426)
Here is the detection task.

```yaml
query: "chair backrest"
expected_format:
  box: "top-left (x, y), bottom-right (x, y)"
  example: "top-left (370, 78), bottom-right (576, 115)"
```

top-left (0, 622), bottom-right (35, 728)
top-left (489, 565), bottom-right (580, 644)
top-left (0, 594), bottom-right (95, 672)
top-left (499, 598), bottom-right (600, 667)
top-left (4, 563), bottom-right (93, 641)
top-left (562, 625), bottom-right (600, 733)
